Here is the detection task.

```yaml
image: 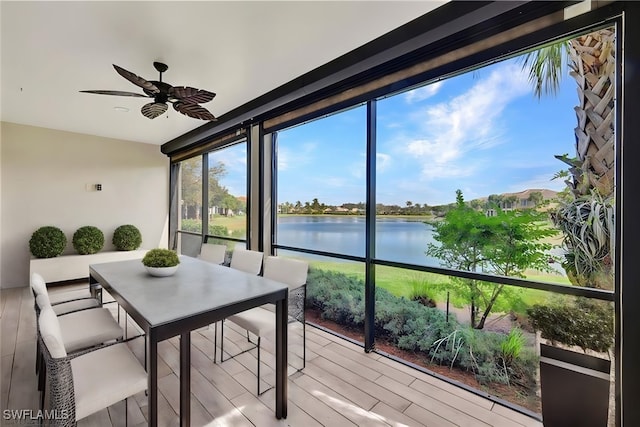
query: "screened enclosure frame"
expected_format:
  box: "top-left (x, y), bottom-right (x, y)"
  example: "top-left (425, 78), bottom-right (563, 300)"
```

top-left (268, 9), bottom-right (623, 423)
top-left (164, 3), bottom-right (640, 425)
top-left (169, 132), bottom-right (251, 253)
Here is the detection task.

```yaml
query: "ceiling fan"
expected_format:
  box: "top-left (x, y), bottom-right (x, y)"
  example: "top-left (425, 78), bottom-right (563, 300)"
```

top-left (81, 62), bottom-right (217, 121)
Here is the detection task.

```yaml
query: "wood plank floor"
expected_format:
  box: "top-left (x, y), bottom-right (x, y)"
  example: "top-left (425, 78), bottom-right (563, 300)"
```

top-left (1, 284), bottom-right (543, 427)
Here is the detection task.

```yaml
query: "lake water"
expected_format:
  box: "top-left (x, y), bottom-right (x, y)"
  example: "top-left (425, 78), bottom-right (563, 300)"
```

top-left (276, 215), bottom-right (566, 275)
top-left (276, 216), bottom-right (440, 266)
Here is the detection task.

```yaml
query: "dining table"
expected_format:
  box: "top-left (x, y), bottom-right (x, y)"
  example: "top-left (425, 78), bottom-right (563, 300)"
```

top-left (89, 255), bottom-right (289, 426)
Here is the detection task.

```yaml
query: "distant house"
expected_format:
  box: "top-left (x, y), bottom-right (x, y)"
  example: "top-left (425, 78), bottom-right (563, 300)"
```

top-left (502, 189), bottom-right (558, 210)
top-left (480, 188), bottom-right (558, 216)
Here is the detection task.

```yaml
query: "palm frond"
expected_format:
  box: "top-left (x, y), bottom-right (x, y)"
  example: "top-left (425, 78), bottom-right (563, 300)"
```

top-left (519, 42), bottom-right (568, 99)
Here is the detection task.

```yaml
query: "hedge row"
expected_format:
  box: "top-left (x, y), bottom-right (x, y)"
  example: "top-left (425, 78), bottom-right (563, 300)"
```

top-left (306, 268), bottom-right (538, 388)
top-left (29, 224), bottom-right (142, 258)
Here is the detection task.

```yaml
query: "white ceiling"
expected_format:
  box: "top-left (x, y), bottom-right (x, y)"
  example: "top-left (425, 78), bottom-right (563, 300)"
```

top-left (1, 1), bottom-right (445, 145)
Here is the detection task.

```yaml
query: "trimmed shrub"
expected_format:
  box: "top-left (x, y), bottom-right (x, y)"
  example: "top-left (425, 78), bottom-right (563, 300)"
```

top-left (209, 224), bottom-right (229, 236)
top-left (306, 267), bottom-right (538, 388)
top-left (527, 298), bottom-right (613, 352)
top-left (72, 226), bottom-right (104, 255)
top-left (142, 248), bottom-right (180, 268)
top-left (178, 220), bottom-right (231, 237)
top-left (29, 226), bottom-right (67, 258)
top-left (112, 224), bottom-right (142, 251)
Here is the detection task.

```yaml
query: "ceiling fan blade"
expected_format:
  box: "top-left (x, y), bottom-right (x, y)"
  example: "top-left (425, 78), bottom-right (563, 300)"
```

top-left (80, 90), bottom-right (149, 98)
top-left (173, 101), bottom-right (217, 121)
top-left (141, 102), bottom-right (168, 119)
top-left (113, 64), bottom-right (160, 95)
top-left (169, 86), bottom-right (216, 103)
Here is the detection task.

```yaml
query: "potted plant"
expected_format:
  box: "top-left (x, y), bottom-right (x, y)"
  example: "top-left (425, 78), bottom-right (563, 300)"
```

top-left (527, 298), bottom-right (613, 427)
top-left (112, 224), bottom-right (142, 251)
top-left (142, 248), bottom-right (180, 277)
top-left (29, 226), bottom-right (67, 258)
top-left (72, 226), bottom-right (105, 255)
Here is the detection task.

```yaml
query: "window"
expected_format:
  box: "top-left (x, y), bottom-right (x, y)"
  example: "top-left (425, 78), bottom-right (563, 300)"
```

top-left (207, 142), bottom-right (248, 241)
top-left (275, 106), bottom-right (367, 339)
top-left (275, 106), bottom-right (367, 257)
top-left (376, 52), bottom-right (581, 286)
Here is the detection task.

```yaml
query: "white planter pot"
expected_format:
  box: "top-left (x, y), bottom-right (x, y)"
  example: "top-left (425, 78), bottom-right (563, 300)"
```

top-left (145, 265), bottom-right (179, 277)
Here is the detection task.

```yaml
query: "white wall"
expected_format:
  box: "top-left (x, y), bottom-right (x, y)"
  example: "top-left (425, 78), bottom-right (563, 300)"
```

top-left (0, 122), bottom-right (169, 288)
top-left (0, 121), bottom-right (3, 287)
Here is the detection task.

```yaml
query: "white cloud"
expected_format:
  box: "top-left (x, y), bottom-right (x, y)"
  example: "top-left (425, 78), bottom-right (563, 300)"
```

top-left (209, 146), bottom-right (246, 174)
top-left (324, 177), bottom-right (346, 187)
top-left (350, 152), bottom-right (392, 179)
top-left (278, 141), bottom-right (316, 171)
top-left (402, 62), bottom-right (530, 180)
top-left (377, 153), bottom-right (391, 172)
top-left (404, 81), bottom-right (444, 103)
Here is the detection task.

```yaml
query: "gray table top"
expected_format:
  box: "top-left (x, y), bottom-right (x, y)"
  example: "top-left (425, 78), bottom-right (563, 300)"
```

top-left (89, 255), bottom-right (288, 327)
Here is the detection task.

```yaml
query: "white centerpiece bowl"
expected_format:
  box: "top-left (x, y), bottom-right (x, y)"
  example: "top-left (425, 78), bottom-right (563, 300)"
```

top-left (145, 265), bottom-right (179, 277)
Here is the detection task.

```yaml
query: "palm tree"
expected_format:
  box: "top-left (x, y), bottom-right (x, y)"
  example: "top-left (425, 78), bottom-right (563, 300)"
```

top-left (521, 27), bottom-right (615, 198)
top-left (521, 27), bottom-right (616, 288)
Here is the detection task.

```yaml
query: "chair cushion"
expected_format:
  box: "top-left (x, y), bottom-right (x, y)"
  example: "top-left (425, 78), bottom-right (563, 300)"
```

top-left (52, 298), bottom-right (101, 315)
top-left (31, 273), bottom-right (48, 296)
top-left (230, 249), bottom-right (263, 275)
top-left (263, 256), bottom-right (308, 289)
top-left (227, 307), bottom-right (274, 336)
top-left (36, 293), bottom-right (52, 310)
top-left (31, 273), bottom-right (47, 295)
top-left (38, 308), bottom-right (67, 358)
top-left (36, 292), bottom-right (100, 315)
top-left (58, 308), bottom-right (123, 352)
top-left (49, 288), bottom-right (93, 305)
top-left (199, 243), bottom-right (226, 265)
top-left (72, 342), bottom-right (147, 421)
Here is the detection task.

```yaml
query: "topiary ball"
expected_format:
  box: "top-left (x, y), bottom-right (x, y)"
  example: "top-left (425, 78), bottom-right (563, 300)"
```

top-left (29, 226), bottom-right (67, 258)
top-left (72, 226), bottom-right (104, 255)
top-left (142, 248), bottom-right (180, 268)
top-left (112, 224), bottom-right (142, 251)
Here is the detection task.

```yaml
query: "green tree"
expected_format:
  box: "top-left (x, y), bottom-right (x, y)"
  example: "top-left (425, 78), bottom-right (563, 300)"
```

top-left (427, 190), bottom-right (556, 329)
top-left (486, 194), bottom-right (503, 210)
top-left (528, 191), bottom-right (544, 207)
top-left (207, 160), bottom-right (228, 210)
top-left (311, 198), bottom-right (322, 214)
top-left (469, 199), bottom-right (483, 211)
top-left (180, 157), bottom-right (203, 221)
top-left (502, 195), bottom-right (518, 210)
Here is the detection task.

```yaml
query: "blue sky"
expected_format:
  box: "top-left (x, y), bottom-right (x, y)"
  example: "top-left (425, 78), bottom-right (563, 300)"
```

top-left (221, 55), bottom-right (578, 207)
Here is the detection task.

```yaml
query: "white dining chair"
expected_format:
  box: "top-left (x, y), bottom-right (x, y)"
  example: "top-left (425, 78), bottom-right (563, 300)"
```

top-left (213, 248), bottom-right (264, 363)
top-left (38, 307), bottom-right (147, 427)
top-left (198, 243), bottom-right (227, 265)
top-left (229, 248), bottom-right (264, 275)
top-left (36, 293), bottom-right (124, 353)
top-left (222, 256), bottom-right (308, 394)
top-left (34, 291), bottom-right (124, 409)
top-left (31, 272), bottom-right (100, 315)
top-left (29, 272), bottom-right (114, 390)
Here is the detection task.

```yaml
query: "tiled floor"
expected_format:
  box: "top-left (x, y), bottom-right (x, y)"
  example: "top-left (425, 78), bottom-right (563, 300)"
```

top-left (1, 284), bottom-right (542, 426)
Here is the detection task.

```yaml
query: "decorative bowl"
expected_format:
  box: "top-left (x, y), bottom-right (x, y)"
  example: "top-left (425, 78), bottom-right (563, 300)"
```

top-left (145, 265), bottom-right (179, 277)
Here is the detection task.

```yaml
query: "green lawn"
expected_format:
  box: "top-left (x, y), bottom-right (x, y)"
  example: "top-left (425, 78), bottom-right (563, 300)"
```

top-left (306, 258), bottom-right (571, 312)
top-left (208, 214), bottom-right (572, 311)
top-left (210, 215), bottom-right (247, 233)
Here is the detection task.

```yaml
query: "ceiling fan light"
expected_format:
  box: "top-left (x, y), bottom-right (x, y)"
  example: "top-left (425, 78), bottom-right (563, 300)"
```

top-left (141, 102), bottom-right (168, 119)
